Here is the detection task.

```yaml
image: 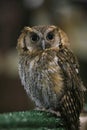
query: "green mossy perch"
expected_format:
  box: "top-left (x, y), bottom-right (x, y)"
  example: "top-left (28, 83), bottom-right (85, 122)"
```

top-left (0, 110), bottom-right (65, 130)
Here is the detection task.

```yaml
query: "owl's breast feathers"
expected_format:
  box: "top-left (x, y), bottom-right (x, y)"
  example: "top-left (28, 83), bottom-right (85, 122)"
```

top-left (19, 48), bottom-right (65, 107)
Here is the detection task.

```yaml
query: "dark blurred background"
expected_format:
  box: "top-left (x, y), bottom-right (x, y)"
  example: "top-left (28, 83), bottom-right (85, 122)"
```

top-left (0, 0), bottom-right (87, 114)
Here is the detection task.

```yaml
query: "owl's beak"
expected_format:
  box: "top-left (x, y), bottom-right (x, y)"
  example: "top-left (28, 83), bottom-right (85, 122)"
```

top-left (41, 40), bottom-right (45, 50)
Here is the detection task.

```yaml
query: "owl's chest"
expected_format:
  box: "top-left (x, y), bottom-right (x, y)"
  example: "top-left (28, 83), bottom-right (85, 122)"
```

top-left (19, 54), bottom-right (64, 108)
top-left (20, 53), bottom-right (63, 91)
top-left (26, 54), bottom-right (63, 92)
top-left (28, 54), bottom-right (59, 82)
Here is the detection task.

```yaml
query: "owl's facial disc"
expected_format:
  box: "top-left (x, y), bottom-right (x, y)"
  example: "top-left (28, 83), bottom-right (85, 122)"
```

top-left (20, 26), bottom-right (61, 52)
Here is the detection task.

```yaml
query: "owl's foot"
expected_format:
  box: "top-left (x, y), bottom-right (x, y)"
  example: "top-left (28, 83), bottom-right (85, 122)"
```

top-left (47, 109), bottom-right (60, 117)
top-left (35, 107), bottom-right (60, 117)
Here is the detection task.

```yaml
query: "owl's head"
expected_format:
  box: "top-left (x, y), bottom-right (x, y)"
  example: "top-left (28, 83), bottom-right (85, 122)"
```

top-left (17, 25), bottom-right (69, 54)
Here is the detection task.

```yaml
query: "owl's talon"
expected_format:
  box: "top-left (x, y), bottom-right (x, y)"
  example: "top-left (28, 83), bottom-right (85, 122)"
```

top-left (35, 107), bottom-right (60, 117)
top-left (47, 109), bottom-right (60, 117)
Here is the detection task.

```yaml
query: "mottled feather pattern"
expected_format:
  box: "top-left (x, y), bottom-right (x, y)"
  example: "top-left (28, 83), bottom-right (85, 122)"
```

top-left (19, 49), bottom-right (64, 108)
top-left (17, 25), bottom-right (85, 130)
top-left (57, 46), bottom-right (84, 130)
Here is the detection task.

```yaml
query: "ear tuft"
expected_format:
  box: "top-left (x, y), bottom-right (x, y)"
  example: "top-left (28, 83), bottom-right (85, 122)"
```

top-left (58, 28), bottom-right (70, 47)
top-left (22, 26), bottom-right (33, 33)
top-left (17, 26), bottom-right (32, 50)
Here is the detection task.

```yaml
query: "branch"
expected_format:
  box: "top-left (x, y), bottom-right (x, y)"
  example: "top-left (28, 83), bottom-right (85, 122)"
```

top-left (0, 110), bottom-right (64, 130)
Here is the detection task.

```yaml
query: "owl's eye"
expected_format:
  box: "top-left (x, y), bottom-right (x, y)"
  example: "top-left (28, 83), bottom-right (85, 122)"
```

top-left (46, 32), bottom-right (54, 41)
top-left (31, 33), bottom-right (39, 42)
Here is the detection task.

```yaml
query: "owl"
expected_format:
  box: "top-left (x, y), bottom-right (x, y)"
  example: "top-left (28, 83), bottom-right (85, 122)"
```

top-left (17, 25), bottom-right (85, 130)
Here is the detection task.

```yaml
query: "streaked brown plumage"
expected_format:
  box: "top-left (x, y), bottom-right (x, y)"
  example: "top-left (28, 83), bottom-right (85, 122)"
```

top-left (17, 25), bottom-right (85, 130)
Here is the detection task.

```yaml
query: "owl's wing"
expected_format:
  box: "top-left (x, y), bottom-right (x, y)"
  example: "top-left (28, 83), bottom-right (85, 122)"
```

top-left (57, 46), bottom-right (85, 130)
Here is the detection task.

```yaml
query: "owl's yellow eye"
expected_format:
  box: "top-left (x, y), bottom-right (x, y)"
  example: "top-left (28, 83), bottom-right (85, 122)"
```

top-left (31, 33), bottom-right (39, 42)
top-left (46, 32), bottom-right (54, 41)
